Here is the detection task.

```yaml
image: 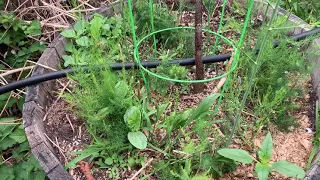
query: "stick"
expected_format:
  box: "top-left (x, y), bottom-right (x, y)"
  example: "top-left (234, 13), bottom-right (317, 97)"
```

top-left (0, 66), bottom-right (34, 78)
top-left (213, 52), bottom-right (234, 93)
top-left (66, 114), bottom-right (75, 133)
top-left (44, 133), bottom-right (67, 160)
top-left (193, 0), bottom-right (204, 93)
top-left (129, 158), bottom-right (154, 180)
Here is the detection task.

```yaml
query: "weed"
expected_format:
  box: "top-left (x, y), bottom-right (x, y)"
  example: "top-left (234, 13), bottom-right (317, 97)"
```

top-left (0, 12), bottom-right (45, 117)
top-left (0, 12), bottom-right (45, 179)
top-left (225, 17), bottom-right (313, 131)
top-left (150, 61), bottom-right (190, 95)
top-left (61, 14), bottom-right (131, 66)
top-left (277, 0), bottom-right (320, 23)
top-left (0, 12), bottom-right (45, 68)
top-left (64, 68), bottom-right (135, 150)
top-left (0, 118), bottom-right (46, 179)
top-left (218, 132), bottom-right (305, 179)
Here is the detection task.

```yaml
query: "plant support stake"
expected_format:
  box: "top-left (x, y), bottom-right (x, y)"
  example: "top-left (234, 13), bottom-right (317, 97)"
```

top-left (194, 0), bottom-right (204, 93)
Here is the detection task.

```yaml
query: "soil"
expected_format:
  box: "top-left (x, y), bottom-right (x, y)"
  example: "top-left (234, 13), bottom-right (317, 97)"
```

top-left (220, 79), bottom-right (314, 180)
top-left (44, 75), bottom-right (314, 180)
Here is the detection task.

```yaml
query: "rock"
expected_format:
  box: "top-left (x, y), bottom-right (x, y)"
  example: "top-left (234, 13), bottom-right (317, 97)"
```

top-left (300, 139), bottom-right (312, 150)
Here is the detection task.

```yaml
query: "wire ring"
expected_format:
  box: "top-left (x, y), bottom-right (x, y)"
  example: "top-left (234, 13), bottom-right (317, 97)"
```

top-left (134, 26), bottom-right (238, 83)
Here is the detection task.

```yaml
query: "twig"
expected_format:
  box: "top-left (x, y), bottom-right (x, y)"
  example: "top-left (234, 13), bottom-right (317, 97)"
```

top-left (66, 114), bottom-right (75, 133)
top-left (213, 52), bottom-right (234, 93)
top-left (26, 60), bottom-right (57, 71)
top-left (14, 0), bottom-right (32, 12)
top-left (42, 81), bottom-right (71, 122)
top-left (0, 66), bottom-right (34, 78)
top-left (44, 133), bottom-right (67, 160)
top-left (213, 124), bottom-right (225, 137)
top-left (4, 0), bottom-right (10, 11)
top-left (0, 60), bottom-right (13, 70)
top-left (0, 118), bottom-right (22, 125)
top-left (129, 158), bottom-right (154, 180)
top-left (0, 92), bottom-right (13, 116)
top-left (78, 126), bottom-right (82, 138)
top-left (1, 156), bottom-right (12, 165)
top-left (25, 21), bottom-right (70, 28)
top-left (242, 110), bottom-right (259, 119)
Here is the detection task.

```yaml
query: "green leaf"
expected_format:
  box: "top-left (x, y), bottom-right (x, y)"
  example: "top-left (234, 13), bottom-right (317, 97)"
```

top-left (115, 81), bottom-right (129, 97)
top-left (258, 132), bottom-right (273, 162)
top-left (0, 117), bottom-right (16, 135)
top-left (12, 141), bottom-right (30, 158)
top-left (189, 93), bottom-right (220, 121)
top-left (217, 148), bottom-right (254, 164)
top-left (103, 24), bottom-right (110, 31)
top-left (127, 131), bottom-right (147, 150)
top-left (156, 103), bottom-right (169, 122)
top-left (9, 125), bottom-right (27, 143)
top-left (17, 97), bottom-right (25, 111)
top-left (90, 15), bottom-right (103, 40)
top-left (76, 36), bottom-right (91, 47)
top-left (104, 158), bottom-right (113, 165)
top-left (61, 29), bottom-right (76, 38)
top-left (0, 137), bottom-right (17, 150)
top-left (96, 107), bottom-right (110, 119)
top-left (9, 127), bottom-right (27, 143)
top-left (29, 42), bottom-right (46, 53)
top-left (25, 20), bottom-right (41, 35)
top-left (272, 160), bottom-right (305, 178)
top-left (74, 20), bottom-right (85, 36)
top-left (0, 93), bottom-right (16, 109)
top-left (62, 55), bottom-right (75, 67)
top-left (64, 43), bottom-right (74, 53)
top-left (124, 106), bottom-right (141, 131)
top-left (0, 164), bottom-right (15, 180)
top-left (256, 162), bottom-right (271, 180)
top-left (65, 148), bottom-right (100, 169)
top-left (293, 2), bottom-right (298, 12)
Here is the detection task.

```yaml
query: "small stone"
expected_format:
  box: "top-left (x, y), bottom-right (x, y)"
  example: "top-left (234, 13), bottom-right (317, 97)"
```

top-left (254, 139), bottom-right (261, 148)
top-left (247, 173), bottom-right (253, 178)
top-left (305, 128), bottom-right (313, 134)
top-left (301, 139), bottom-right (312, 150)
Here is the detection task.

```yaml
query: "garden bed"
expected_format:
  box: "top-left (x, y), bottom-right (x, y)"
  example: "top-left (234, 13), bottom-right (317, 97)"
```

top-left (22, 0), bottom-right (320, 179)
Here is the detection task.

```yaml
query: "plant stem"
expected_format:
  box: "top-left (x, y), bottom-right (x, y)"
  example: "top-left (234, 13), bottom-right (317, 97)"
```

top-left (226, 0), bottom-right (281, 146)
top-left (194, 0), bottom-right (204, 93)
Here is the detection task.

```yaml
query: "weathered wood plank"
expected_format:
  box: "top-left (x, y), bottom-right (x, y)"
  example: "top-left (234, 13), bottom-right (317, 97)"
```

top-left (25, 124), bottom-right (53, 152)
top-left (48, 34), bottom-right (68, 59)
top-left (25, 48), bottom-right (60, 107)
top-left (23, 101), bottom-right (44, 128)
top-left (47, 165), bottom-right (73, 180)
top-left (31, 143), bottom-right (61, 173)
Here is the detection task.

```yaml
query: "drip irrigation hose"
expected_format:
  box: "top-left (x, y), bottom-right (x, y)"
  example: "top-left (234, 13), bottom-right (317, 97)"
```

top-left (0, 55), bottom-right (230, 95)
top-left (0, 27), bottom-right (319, 95)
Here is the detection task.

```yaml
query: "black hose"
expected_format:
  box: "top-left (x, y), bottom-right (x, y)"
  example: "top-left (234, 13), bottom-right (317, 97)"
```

top-left (1, 27), bottom-right (320, 95)
top-left (0, 54), bottom-right (231, 94)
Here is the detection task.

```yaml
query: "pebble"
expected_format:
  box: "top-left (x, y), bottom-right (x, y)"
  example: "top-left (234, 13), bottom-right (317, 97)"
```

top-left (305, 128), bottom-right (313, 134)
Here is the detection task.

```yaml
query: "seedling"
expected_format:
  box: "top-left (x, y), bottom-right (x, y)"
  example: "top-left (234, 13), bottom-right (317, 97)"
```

top-left (218, 132), bottom-right (305, 179)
